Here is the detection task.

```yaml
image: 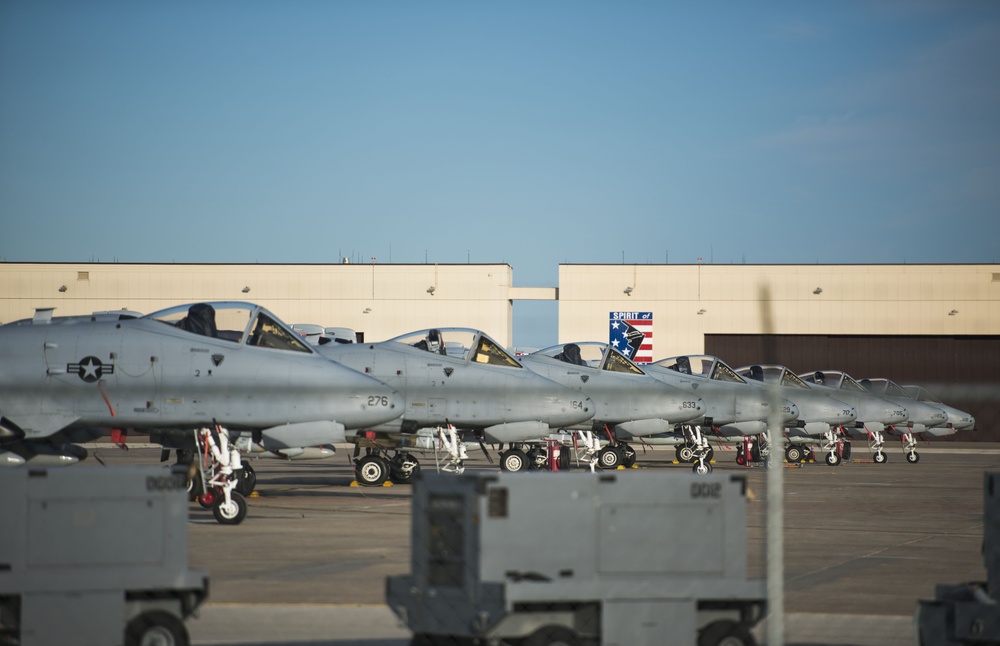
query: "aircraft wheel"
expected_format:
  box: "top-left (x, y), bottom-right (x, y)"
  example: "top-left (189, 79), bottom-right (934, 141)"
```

top-left (598, 446), bottom-right (622, 469)
top-left (390, 454), bottom-right (421, 484)
top-left (785, 446), bottom-right (803, 463)
top-left (236, 462), bottom-right (256, 496)
top-left (873, 451), bottom-right (888, 464)
top-left (526, 447), bottom-right (547, 470)
top-left (825, 452), bottom-right (842, 467)
top-left (125, 610), bottom-right (190, 646)
top-left (693, 460), bottom-right (713, 475)
top-left (841, 441), bottom-right (852, 460)
top-left (906, 451), bottom-right (920, 464)
top-left (212, 491), bottom-right (247, 525)
top-left (500, 448), bottom-right (528, 472)
top-left (558, 447), bottom-right (572, 471)
top-left (706, 446), bottom-right (715, 462)
top-left (621, 443), bottom-right (637, 468)
top-left (676, 445), bottom-right (696, 463)
top-left (523, 625), bottom-right (581, 646)
top-left (697, 619), bottom-right (755, 646)
top-left (355, 455), bottom-right (390, 486)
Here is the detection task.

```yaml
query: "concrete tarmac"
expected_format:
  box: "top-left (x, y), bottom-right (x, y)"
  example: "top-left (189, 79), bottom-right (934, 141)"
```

top-left (83, 439), bottom-right (1000, 645)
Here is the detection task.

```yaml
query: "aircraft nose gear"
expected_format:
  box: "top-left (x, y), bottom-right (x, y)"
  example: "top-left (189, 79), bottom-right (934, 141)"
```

top-left (902, 431), bottom-right (920, 463)
top-left (432, 424), bottom-right (467, 475)
top-left (683, 425), bottom-right (714, 474)
top-left (193, 425), bottom-right (248, 525)
top-left (867, 426), bottom-right (888, 464)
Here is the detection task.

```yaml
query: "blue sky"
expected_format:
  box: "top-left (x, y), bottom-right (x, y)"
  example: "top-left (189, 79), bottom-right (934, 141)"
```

top-left (2, 2), bottom-right (998, 347)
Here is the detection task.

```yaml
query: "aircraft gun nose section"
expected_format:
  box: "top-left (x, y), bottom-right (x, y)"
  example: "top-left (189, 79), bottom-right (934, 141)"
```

top-left (546, 389), bottom-right (595, 427)
top-left (783, 400), bottom-right (800, 424)
top-left (886, 406), bottom-right (908, 425)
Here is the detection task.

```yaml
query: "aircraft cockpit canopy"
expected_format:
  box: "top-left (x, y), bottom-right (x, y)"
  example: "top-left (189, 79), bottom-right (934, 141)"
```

top-left (146, 301), bottom-right (313, 353)
top-left (389, 328), bottom-right (522, 368)
top-left (655, 355), bottom-right (746, 384)
top-left (737, 365), bottom-right (810, 389)
top-left (534, 342), bottom-right (645, 375)
top-left (863, 378), bottom-right (909, 398)
top-left (801, 370), bottom-right (867, 392)
top-left (902, 385), bottom-right (943, 404)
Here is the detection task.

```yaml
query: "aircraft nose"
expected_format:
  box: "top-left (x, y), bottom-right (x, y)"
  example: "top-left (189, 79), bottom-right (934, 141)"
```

top-left (783, 401), bottom-right (800, 424)
top-left (841, 406), bottom-right (858, 424)
top-left (888, 406), bottom-right (908, 424)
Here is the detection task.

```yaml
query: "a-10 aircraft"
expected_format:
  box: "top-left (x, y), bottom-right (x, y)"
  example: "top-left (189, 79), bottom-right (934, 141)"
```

top-left (901, 384), bottom-right (975, 433)
top-left (517, 342), bottom-right (706, 471)
top-left (0, 302), bottom-right (404, 523)
top-left (736, 365), bottom-right (858, 465)
top-left (315, 327), bottom-right (595, 485)
top-left (798, 370), bottom-right (913, 464)
top-left (638, 355), bottom-right (801, 472)
top-left (857, 376), bottom-right (951, 463)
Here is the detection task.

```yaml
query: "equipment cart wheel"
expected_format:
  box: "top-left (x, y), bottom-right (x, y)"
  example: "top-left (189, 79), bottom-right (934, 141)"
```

top-left (500, 448), bottom-right (529, 472)
top-left (125, 610), bottom-right (190, 646)
top-left (558, 446), bottom-right (572, 470)
top-left (873, 451), bottom-right (888, 464)
top-left (213, 491), bottom-right (248, 525)
top-left (598, 446), bottom-right (622, 469)
top-left (697, 619), bottom-right (756, 646)
top-left (523, 624), bottom-right (581, 646)
top-left (197, 488), bottom-right (217, 509)
top-left (355, 455), bottom-right (390, 485)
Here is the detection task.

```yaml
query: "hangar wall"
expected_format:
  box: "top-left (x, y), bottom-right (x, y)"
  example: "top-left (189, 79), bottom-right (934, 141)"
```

top-left (558, 264), bottom-right (1000, 358)
top-left (0, 263), bottom-right (517, 346)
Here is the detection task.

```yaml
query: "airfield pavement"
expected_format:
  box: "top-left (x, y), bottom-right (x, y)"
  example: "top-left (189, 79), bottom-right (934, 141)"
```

top-left (81, 438), bottom-right (1000, 646)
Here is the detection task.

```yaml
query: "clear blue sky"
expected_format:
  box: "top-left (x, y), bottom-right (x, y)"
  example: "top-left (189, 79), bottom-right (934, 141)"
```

top-left (2, 2), bottom-right (998, 347)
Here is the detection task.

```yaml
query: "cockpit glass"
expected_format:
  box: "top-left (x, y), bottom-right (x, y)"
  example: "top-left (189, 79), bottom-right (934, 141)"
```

top-left (537, 343), bottom-right (606, 369)
top-left (882, 380), bottom-right (909, 398)
top-left (246, 312), bottom-right (312, 353)
top-left (709, 360), bottom-right (746, 384)
top-left (604, 348), bottom-right (644, 375)
top-left (147, 302), bottom-right (254, 344)
top-left (779, 370), bottom-right (809, 389)
top-left (839, 374), bottom-right (867, 392)
top-left (473, 336), bottom-right (521, 368)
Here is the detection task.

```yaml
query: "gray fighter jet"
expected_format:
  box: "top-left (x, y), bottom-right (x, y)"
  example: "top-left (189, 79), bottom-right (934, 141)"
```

top-left (859, 377), bottom-right (951, 463)
top-left (901, 384), bottom-right (976, 433)
top-left (0, 302), bottom-right (403, 523)
top-left (737, 364), bottom-right (858, 465)
top-left (316, 327), bottom-right (595, 485)
top-left (641, 355), bottom-right (801, 472)
top-left (517, 342), bottom-right (706, 471)
top-left (798, 370), bottom-right (910, 464)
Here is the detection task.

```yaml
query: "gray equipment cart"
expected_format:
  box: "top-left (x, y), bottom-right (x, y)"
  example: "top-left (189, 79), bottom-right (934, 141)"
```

top-left (387, 471), bottom-right (765, 646)
top-left (0, 466), bottom-right (209, 646)
top-left (915, 471), bottom-right (1000, 644)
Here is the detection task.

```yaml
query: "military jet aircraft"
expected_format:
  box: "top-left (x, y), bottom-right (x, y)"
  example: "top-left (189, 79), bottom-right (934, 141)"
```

top-left (798, 370), bottom-right (910, 464)
top-left (315, 327), bottom-right (595, 485)
top-left (0, 301), bottom-right (403, 523)
top-left (737, 364), bottom-right (858, 465)
top-left (641, 355), bottom-right (801, 472)
top-left (516, 342), bottom-right (706, 471)
top-left (858, 377), bottom-right (951, 463)
top-left (901, 384), bottom-right (975, 433)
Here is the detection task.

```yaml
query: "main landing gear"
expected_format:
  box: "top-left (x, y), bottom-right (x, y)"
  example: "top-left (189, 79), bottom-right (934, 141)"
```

top-left (353, 426), bottom-right (466, 487)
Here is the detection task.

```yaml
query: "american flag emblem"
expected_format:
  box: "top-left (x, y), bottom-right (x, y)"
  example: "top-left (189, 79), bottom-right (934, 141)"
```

top-left (609, 312), bottom-right (652, 363)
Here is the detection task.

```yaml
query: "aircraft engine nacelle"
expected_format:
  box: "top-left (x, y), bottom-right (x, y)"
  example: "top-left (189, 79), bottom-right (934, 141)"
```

top-left (482, 421), bottom-right (550, 444)
top-left (260, 421), bottom-right (347, 451)
top-left (0, 450), bottom-right (26, 467)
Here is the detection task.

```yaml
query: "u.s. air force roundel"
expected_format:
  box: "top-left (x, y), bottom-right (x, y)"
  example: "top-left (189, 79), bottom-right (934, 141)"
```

top-left (67, 356), bottom-right (114, 383)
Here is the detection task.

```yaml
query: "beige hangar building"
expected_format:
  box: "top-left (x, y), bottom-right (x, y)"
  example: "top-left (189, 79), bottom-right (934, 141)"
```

top-left (2, 261), bottom-right (998, 440)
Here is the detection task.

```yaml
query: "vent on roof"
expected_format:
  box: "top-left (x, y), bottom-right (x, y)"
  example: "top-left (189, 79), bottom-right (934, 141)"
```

top-left (78, 271), bottom-right (89, 281)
